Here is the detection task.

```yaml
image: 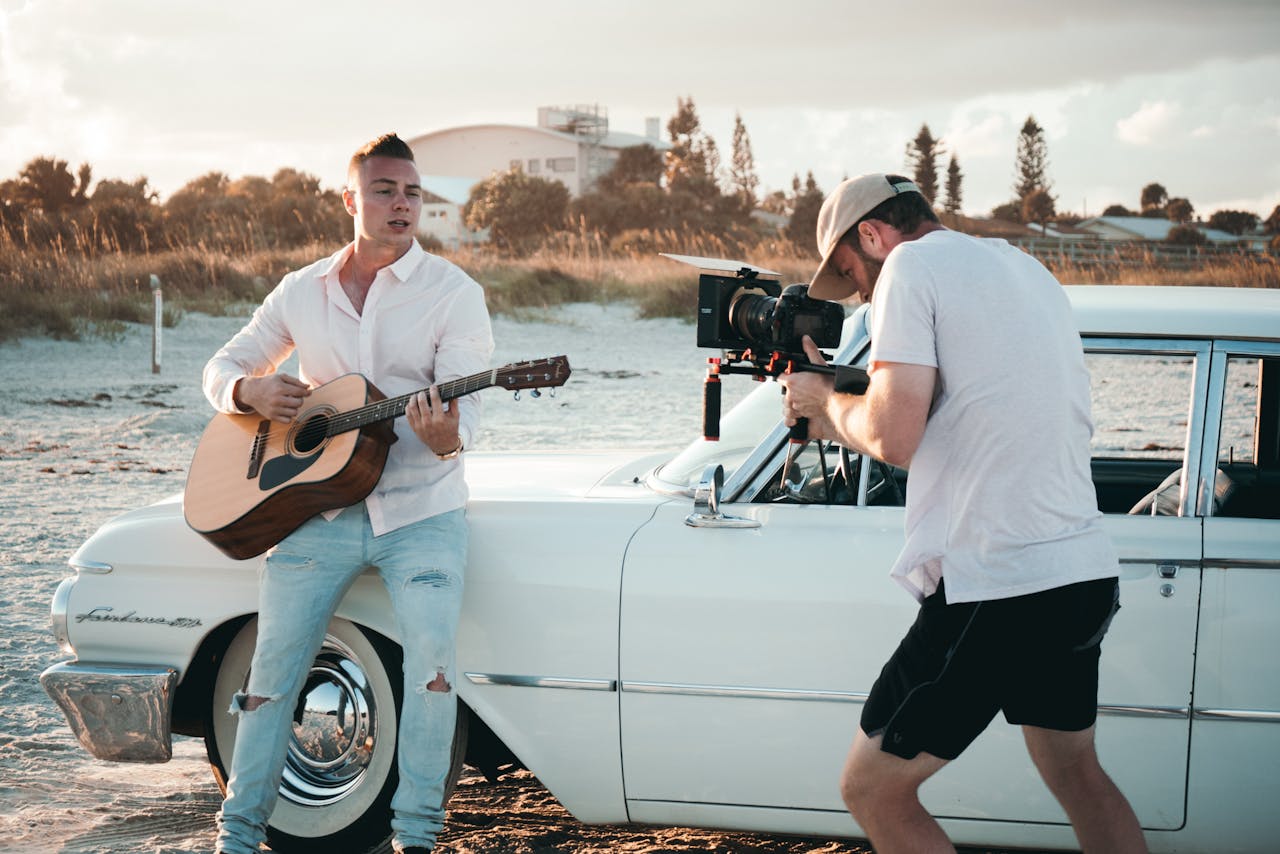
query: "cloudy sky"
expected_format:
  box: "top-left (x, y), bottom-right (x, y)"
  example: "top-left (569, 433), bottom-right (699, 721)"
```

top-left (2, 0), bottom-right (1277, 220)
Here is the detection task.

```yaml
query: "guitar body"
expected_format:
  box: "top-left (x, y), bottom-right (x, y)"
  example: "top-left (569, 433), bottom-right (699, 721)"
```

top-left (184, 374), bottom-right (396, 561)
top-left (184, 356), bottom-right (570, 560)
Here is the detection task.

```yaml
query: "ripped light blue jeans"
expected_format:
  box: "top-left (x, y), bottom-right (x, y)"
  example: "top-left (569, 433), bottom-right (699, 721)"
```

top-left (215, 504), bottom-right (467, 854)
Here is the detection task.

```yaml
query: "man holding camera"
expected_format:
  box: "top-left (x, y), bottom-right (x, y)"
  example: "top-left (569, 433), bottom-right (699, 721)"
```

top-left (779, 174), bottom-right (1145, 853)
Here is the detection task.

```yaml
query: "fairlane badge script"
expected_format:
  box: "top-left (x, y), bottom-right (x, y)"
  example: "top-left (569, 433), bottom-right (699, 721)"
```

top-left (75, 607), bottom-right (203, 629)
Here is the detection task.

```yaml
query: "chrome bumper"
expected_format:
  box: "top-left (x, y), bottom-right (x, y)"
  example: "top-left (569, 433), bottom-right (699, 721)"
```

top-left (40, 661), bottom-right (178, 763)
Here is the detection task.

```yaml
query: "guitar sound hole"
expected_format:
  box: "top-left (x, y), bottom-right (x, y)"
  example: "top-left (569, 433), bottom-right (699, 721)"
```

top-left (293, 414), bottom-right (331, 454)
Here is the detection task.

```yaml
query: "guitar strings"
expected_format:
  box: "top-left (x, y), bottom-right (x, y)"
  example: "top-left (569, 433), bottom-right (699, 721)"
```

top-left (287, 372), bottom-right (502, 447)
top-left (270, 360), bottom-right (562, 450)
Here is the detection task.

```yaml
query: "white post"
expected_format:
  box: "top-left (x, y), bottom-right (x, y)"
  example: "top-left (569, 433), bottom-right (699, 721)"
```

top-left (150, 274), bottom-right (162, 374)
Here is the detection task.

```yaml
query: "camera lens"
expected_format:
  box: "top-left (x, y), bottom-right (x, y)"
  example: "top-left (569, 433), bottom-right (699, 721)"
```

top-left (728, 292), bottom-right (778, 345)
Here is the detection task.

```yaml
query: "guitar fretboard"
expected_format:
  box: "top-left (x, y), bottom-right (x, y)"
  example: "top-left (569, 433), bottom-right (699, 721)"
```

top-left (323, 369), bottom-right (497, 437)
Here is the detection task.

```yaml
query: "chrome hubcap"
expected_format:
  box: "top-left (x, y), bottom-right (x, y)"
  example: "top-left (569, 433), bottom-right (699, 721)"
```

top-left (280, 636), bottom-right (380, 807)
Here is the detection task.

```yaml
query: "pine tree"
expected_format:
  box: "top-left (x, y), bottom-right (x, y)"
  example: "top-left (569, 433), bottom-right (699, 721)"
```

top-left (905, 124), bottom-right (942, 204)
top-left (1013, 116), bottom-right (1051, 203)
top-left (943, 155), bottom-right (963, 216)
top-left (785, 171), bottom-right (824, 250)
top-left (664, 96), bottom-right (715, 196)
top-left (729, 113), bottom-right (760, 213)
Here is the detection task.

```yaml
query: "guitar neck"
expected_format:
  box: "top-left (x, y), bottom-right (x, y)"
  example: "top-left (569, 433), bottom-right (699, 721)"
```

top-left (325, 370), bottom-right (496, 437)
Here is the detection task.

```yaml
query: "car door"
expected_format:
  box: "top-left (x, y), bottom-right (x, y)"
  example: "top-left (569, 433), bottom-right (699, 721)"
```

top-left (1193, 343), bottom-right (1280, 843)
top-left (618, 339), bottom-right (1206, 831)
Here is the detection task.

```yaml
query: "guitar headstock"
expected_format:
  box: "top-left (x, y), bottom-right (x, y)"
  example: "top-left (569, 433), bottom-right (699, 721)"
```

top-left (495, 356), bottom-right (571, 392)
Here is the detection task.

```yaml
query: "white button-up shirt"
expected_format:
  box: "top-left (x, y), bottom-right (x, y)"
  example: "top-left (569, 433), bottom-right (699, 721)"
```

top-left (203, 240), bottom-right (494, 535)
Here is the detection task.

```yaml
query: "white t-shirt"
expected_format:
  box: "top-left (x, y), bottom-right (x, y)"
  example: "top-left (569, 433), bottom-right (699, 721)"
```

top-left (868, 230), bottom-right (1118, 604)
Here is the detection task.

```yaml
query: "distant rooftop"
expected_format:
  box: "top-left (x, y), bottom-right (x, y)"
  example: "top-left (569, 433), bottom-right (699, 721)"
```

top-left (1077, 215), bottom-right (1241, 243)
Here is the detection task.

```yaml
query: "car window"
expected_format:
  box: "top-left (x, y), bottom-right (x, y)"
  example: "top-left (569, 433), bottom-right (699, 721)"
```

top-left (1214, 355), bottom-right (1280, 519)
top-left (655, 381), bottom-right (783, 491)
top-left (1087, 352), bottom-right (1197, 516)
top-left (747, 438), bottom-right (906, 507)
top-left (653, 306), bottom-right (871, 494)
top-left (1219, 357), bottom-right (1260, 465)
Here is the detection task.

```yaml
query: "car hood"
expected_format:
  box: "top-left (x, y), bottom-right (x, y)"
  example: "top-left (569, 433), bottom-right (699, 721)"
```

top-left (462, 449), bottom-right (673, 501)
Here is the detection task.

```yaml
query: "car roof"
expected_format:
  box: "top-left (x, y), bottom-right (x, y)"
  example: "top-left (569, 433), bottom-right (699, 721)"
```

top-left (1064, 285), bottom-right (1280, 341)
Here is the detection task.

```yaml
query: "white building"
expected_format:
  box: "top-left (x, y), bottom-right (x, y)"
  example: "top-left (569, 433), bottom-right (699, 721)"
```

top-left (418, 176), bottom-right (486, 249)
top-left (1075, 215), bottom-right (1243, 245)
top-left (407, 105), bottom-right (668, 242)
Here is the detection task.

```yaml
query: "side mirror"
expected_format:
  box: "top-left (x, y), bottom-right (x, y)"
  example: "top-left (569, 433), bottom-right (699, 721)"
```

top-left (685, 464), bottom-right (761, 529)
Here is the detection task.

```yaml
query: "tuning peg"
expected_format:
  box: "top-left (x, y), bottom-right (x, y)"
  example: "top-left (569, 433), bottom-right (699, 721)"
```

top-left (531, 389), bottom-right (542, 398)
top-left (513, 390), bottom-right (521, 401)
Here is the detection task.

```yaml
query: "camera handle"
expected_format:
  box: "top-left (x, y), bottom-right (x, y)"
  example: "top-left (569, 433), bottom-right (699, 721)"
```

top-left (702, 365), bottom-right (722, 440)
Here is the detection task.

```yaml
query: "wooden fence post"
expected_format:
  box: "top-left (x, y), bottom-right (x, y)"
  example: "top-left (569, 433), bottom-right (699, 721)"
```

top-left (150, 274), bottom-right (162, 374)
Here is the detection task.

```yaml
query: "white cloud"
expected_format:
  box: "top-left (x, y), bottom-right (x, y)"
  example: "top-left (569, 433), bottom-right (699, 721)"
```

top-left (1116, 101), bottom-right (1183, 145)
top-left (942, 112), bottom-right (1010, 159)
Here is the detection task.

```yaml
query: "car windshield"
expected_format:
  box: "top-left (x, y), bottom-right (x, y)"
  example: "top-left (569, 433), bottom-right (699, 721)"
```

top-left (652, 305), bottom-right (871, 492)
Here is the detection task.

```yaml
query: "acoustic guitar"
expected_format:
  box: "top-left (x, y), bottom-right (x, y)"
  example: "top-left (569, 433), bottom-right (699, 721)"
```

top-left (184, 356), bottom-right (570, 560)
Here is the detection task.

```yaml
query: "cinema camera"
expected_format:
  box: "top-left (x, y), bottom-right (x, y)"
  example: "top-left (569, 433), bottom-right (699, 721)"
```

top-left (661, 254), bottom-right (869, 443)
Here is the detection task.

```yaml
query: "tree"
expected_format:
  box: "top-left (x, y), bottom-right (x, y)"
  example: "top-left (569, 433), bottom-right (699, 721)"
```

top-left (1022, 188), bottom-right (1057, 234)
top-left (942, 155), bottom-right (963, 216)
top-left (263, 168), bottom-right (346, 245)
top-left (760, 189), bottom-right (791, 217)
top-left (659, 97), bottom-right (743, 231)
top-left (785, 172), bottom-right (824, 250)
top-left (1140, 182), bottom-right (1168, 216)
top-left (11, 156), bottom-right (91, 213)
top-left (729, 113), bottom-right (760, 213)
top-left (1265, 204), bottom-right (1280, 235)
top-left (1101, 204), bottom-right (1133, 217)
top-left (1166, 224), bottom-right (1207, 246)
top-left (1166, 197), bottom-right (1194, 224)
top-left (163, 171), bottom-right (252, 249)
top-left (85, 177), bottom-right (159, 252)
top-left (597, 145), bottom-right (664, 192)
top-left (664, 96), bottom-right (717, 198)
top-left (1012, 116), bottom-right (1050, 203)
top-left (1207, 209), bottom-right (1260, 236)
top-left (991, 200), bottom-right (1023, 223)
top-left (905, 124), bottom-right (943, 204)
top-left (464, 167), bottom-right (569, 251)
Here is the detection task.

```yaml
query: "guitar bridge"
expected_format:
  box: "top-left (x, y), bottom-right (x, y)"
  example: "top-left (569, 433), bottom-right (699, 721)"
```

top-left (247, 420), bottom-right (270, 478)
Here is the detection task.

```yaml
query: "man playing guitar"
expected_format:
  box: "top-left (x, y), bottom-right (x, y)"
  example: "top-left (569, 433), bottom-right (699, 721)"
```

top-left (204, 132), bottom-right (493, 854)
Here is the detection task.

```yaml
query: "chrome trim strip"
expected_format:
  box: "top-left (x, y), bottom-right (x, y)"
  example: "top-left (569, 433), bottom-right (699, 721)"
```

top-left (1098, 704), bottom-right (1189, 719)
top-left (50, 576), bottom-right (75, 654)
top-left (464, 675), bottom-right (1275, 723)
top-left (625, 683), bottom-right (1197, 720)
top-left (464, 673), bottom-right (616, 691)
top-left (71, 558), bottom-right (113, 575)
top-left (1117, 558), bottom-right (1201, 568)
top-left (1194, 708), bottom-right (1280, 723)
top-left (623, 681), bottom-right (868, 704)
top-left (1202, 559), bottom-right (1280, 570)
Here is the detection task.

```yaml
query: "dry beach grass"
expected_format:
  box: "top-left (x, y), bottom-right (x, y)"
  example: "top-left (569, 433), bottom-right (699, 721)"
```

top-left (4, 223), bottom-right (1274, 344)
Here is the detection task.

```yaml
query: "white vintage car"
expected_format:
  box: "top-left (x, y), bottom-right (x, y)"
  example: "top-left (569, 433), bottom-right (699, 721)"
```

top-left (42, 285), bottom-right (1280, 853)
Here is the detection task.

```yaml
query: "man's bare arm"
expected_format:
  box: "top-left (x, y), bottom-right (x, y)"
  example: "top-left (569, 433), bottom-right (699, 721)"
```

top-left (781, 337), bottom-right (935, 468)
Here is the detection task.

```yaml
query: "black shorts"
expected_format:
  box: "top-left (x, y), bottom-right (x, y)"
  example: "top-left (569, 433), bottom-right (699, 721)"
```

top-left (861, 576), bottom-right (1121, 761)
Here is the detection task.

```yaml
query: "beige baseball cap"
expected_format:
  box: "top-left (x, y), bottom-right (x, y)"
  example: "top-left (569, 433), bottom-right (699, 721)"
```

top-left (808, 174), bottom-right (922, 301)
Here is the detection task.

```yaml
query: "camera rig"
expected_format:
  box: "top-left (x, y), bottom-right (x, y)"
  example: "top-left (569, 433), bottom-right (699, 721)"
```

top-left (661, 253), bottom-right (869, 443)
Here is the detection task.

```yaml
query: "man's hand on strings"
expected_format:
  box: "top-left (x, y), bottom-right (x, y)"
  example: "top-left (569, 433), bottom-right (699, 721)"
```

top-left (407, 385), bottom-right (462, 456)
top-left (235, 374), bottom-right (311, 424)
